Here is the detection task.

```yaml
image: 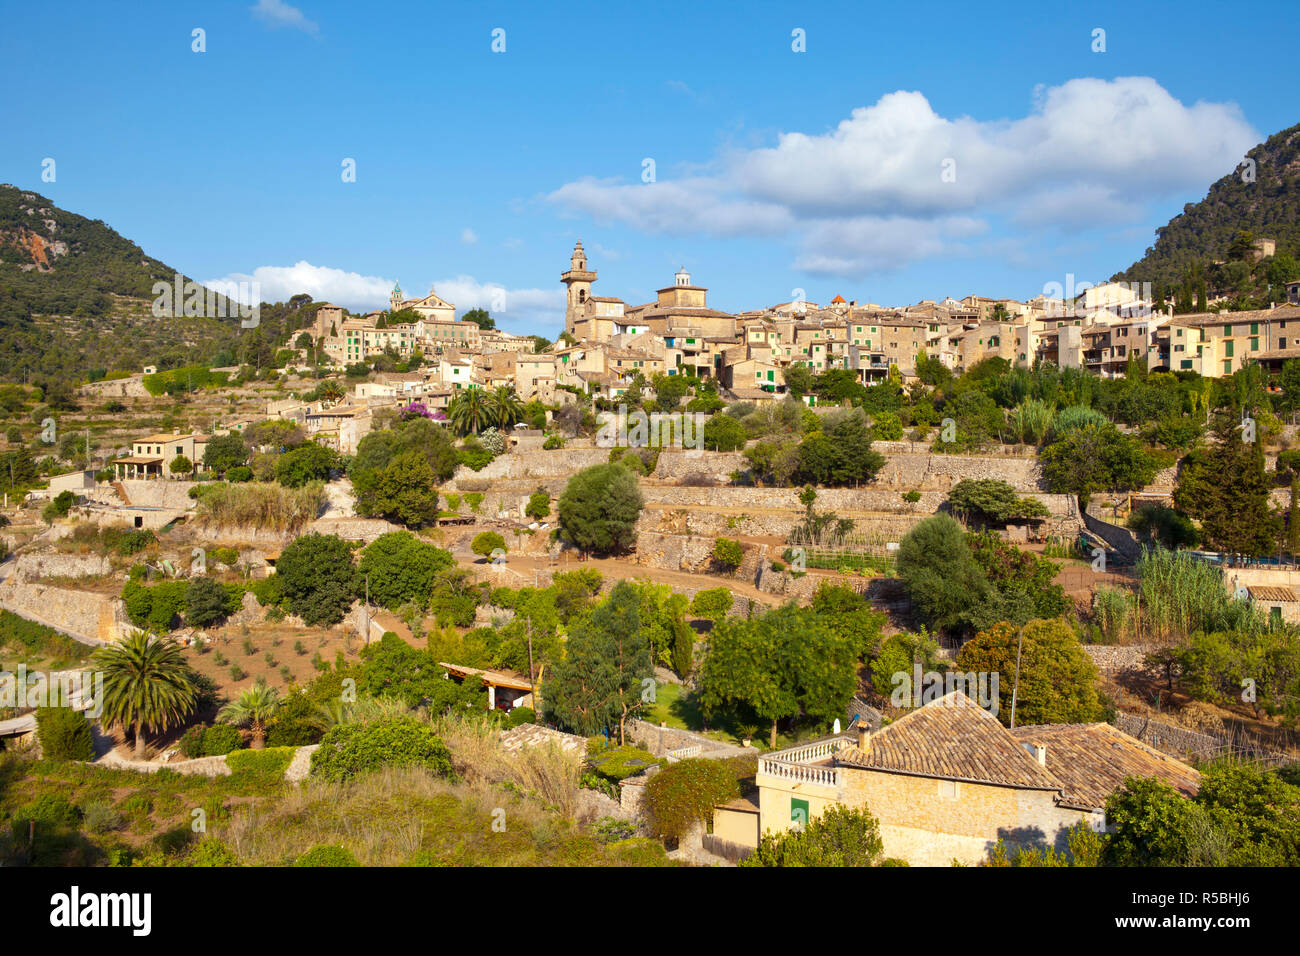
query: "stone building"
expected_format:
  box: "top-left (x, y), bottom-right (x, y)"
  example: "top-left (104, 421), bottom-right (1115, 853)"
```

top-left (742, 690), bottom-right (1200, 866)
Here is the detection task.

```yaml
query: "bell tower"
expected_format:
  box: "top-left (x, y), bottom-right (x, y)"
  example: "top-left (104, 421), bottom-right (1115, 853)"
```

top-left (390, 281), bottom-right (403, 314)
top-left (561, 240), bottom-right (597, 336)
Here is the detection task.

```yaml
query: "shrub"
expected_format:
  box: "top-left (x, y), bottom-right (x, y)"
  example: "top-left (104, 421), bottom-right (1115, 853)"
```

top-left (525, 488), bottom-right (551, 521)
top-left (225, 465), bottom-right (253, 483)
top-left (186, 576), bottom-right (230, 627)
top-left (711, 537), bottom-right (744, 572)
top-left (588, 744), bottom-right (661, 783)
top-left (464, 492), bottom-right (484, 513)
top-left (309, 716), bottom-right (453, 782)
top-left (194, 481), bottom-right (326, 534)
top-left (742, 804), bottom-right (884, 867)
top-left (294, 845), bottom-right (361, 867)
top-left (81, 801), bottom-right (124, 834)
top-left (471, 531), bottom-right (506, 560)
top-left (689, 587), bottom-right (733, 621)
top-left (902, 490), bottom-right (922, 503)
top-left (226, 746), bottom-right (295, 778)
top-left (642, 758), bottom-right (739, 842)
top-left (35, 707), bottom-right (95, 761)
top-left (186, 837), bottom-right (241, 866)
top-left (18, 793), bottom-right (81, 828)
top-left (201, 723), bottom-right (246, 756)
top-left (506, 706), bottom-right (535, 727)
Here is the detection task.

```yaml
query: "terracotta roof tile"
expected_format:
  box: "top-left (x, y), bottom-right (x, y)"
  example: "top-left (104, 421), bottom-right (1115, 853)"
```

top-left (1009, 722), bottom-right (1201, 810)
top-left (835, 691), bottom-right (1060, 790)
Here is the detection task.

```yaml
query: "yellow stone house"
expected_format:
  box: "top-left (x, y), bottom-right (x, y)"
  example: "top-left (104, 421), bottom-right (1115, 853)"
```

top-left (727, 691), bottom-right (1200, 866)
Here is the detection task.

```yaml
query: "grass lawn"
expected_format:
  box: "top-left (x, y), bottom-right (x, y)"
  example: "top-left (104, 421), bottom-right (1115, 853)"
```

top-left (642, 681), bottom-right (840, 752)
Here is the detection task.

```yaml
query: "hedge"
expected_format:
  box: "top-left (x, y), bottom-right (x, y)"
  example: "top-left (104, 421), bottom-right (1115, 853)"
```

top-left (35, 707), bottom-right (95, 761)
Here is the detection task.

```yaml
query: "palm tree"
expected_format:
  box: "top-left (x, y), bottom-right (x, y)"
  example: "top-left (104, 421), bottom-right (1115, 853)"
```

top-left (217, 679), bottom-right (281, 749)
top-left (92, 632), bottom-right (199, 759)
top-left (490, 386), bottom-right (524, 429)
top-left (448, 387), bottom-right (492, 435)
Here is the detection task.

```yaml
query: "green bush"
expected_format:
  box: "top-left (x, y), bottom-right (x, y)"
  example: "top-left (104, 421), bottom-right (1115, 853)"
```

top-left (506, 706), bottom-right (535, 727)
top-left (35, 707), bottom-right (95, 761)
top-left (201, 723), bottom-right (246, 756)
top-left (226, 746), bottom-right (295, 778)
top-left (294, 844), bottom-right (361, 867)
top-left (81, 801), bottom-right (124, 834)
top-left (742, 804), bottom-right (884, 867)
top-left (471, 531), bottom-right (506, 559)
top-left (711, 537), bottom-right (744, 571)
top-left (310, 716), bottom-right (453, 782)
top-left (18, 793), bottom-right (82, 828)
top-left (642, 758), bottom-right (739, 842)
top-left (588, 744), bottom-right (661, 783)
top-left (186, 837), bottom-right (241, 866)
top-left (689, 587), bottom-right (733, 621)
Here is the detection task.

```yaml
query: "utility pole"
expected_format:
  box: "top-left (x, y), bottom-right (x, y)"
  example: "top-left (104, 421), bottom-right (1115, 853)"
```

top-left (1009, 627), bottom-right (1025, 729)
top-left (364, 573), bottom-right (371, 646)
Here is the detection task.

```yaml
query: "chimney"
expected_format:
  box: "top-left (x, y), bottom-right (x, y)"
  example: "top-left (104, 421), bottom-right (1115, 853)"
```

top-left (1023, 742), bottom-right (1047, 766)
top-left (857, 724), bottom-right (869, 750)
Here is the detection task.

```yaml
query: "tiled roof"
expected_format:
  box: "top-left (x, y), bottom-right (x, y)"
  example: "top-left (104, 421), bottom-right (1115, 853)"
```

top-left (1009, 722), bottom-right (1201, 810)
top-left (834, 691), bottom-right (1060, 790)
top-left (1247, 585), bottom-right (1298, 603)
top-left (834, 692), bottom-right (1201, 810)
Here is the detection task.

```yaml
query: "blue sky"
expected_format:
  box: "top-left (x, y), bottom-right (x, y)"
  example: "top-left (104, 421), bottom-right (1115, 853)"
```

top-left (2, 0), bottom-right (1297, 336)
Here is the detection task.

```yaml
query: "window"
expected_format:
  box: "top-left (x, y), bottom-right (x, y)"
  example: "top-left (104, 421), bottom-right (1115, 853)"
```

top-left (1181, 359), bottom-right (1193, 370)
top-left (790, 798), bottom-right (809, 827)
top-left (1251, 322), bottom-right (1259, 335)
top-left (1224, 360), bottom-right (1232, 374)
top-left (938, 780), bottom-right (959, 799)
top-left (1251, 337), bottom-right (1259, 351)
top-left (1225, 341), bottom-right (1234, 358)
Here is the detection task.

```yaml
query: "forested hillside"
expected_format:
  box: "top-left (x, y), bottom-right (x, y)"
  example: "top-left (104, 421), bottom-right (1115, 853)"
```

top-left (1114, 122), bottom-right (1300, 304)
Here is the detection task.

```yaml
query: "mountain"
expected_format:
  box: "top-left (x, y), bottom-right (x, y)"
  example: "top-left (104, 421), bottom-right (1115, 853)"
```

top-left (0, 184), bottom-right (183, 318)
top-left (1113, 123), bottom-right (1300, 289)
top-left (0, 186), bottom-right (321, 384)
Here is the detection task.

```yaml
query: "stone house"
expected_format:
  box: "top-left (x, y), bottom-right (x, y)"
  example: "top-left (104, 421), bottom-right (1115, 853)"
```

top-left (112, 431), bottom-right (208, 480)
top-left (740, 691), bottom-right (1200, 866)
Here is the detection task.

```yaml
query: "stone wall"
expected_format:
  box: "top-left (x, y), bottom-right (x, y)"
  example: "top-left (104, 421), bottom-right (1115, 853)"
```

top-left (116, 480), bottom-right (198, 510)
top-left (13, 552), bottom-right (112, 582)
top-left (448, 448), bottom-right (611, 488)
top-left (1113, 713), bottom-right (1227, 762)
top-left (0, 580), bottom-right (129, 644)
top-left (1082, 644), bottom-right (1158, 676)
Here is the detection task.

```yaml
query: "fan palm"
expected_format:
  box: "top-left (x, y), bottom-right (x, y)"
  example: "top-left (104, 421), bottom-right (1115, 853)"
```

top-left (217, 679), bottom-right (281, 749)
top-left (490, 386), bottom-right (524, 429)
top-left (92, 632), bottom-right (199, 759)
top-left (448, 387), bottom-right (492, 435)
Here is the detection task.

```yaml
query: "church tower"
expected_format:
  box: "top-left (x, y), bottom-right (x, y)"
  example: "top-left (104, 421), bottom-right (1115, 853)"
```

top-left (390, 281), bottom-right (403, 314)
top-left (561, 240), bottom-right (597, 336)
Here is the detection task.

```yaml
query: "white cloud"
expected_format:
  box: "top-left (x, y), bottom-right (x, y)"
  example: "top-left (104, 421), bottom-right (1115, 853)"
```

top-left (435, 274), bottom-right (565, 332)
top-left (203, 261), bottom-right (391, 311)
top-left (251, 0), bottom-right (319, 35)
top-left (548, 77), bottom-right (1258, 277)
top-left (461, 228), bottom-right (478, 245)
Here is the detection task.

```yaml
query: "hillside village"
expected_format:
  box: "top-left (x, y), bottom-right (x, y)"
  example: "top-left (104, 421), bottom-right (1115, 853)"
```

top-left (0, 228), bottom-right (1298, 870)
